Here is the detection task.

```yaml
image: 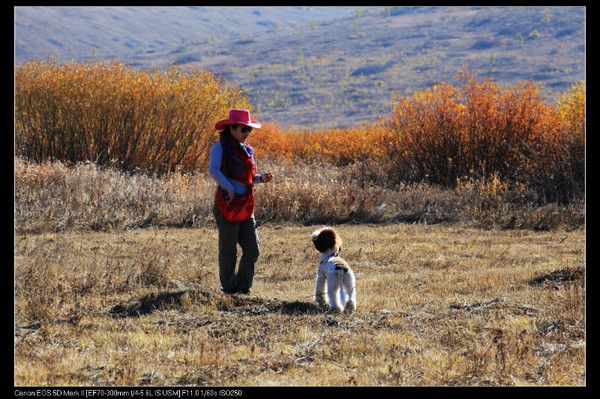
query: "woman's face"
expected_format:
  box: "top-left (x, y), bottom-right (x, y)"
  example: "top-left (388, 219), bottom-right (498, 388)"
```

top-left (230, 124), bottom-right (252, 143)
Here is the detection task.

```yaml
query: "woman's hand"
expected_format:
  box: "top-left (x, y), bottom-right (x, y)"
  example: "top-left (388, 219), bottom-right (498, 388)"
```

top-left (225, 190), bottom-right (235, 204)
top-left (261, 172), bottom-right (274, 183)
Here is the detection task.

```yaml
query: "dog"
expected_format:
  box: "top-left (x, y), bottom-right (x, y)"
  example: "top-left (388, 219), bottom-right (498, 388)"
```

top-left (311, 226), bottom-right (357, 313)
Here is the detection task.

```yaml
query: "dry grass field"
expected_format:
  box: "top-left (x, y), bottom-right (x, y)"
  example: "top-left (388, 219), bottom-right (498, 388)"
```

top-left (14, 223), bottom-right (584, 386)
top-left (13, 58), bottom-right (585, 388)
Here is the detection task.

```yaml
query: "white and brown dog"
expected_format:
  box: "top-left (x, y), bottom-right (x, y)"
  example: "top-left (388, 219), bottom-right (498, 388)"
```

top-left (311, 227), bottom-right (357, 313)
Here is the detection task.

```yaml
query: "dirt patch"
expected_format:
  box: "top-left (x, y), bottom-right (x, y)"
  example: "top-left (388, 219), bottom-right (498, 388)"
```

top-left (449, 297), bottom-right (539, 317)
top-left (449, 297), bottom-right (507, 312)
top-left (527, 267), bottom-right (584, 287)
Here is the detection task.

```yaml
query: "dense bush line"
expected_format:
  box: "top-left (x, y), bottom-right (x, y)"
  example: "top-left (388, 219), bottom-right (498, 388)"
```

top-left (15, 62), bottom-right (584, 206)
top-left (250, 72), bottom-right (585, 204)
top-left (380, 71), bottom-right (584, 204)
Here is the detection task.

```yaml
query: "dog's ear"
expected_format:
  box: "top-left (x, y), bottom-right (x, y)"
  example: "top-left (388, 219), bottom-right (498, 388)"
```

top-left (311, 229), bottom-right (321, 242)
top-left (331, 229), bottom-right (342, 253)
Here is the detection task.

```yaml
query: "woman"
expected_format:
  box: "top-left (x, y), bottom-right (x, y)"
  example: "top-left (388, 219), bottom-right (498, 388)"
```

top-left (209, 109), bottom-right (273, 295)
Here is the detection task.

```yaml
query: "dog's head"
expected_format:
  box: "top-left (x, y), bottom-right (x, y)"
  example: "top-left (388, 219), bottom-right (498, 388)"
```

top-left (311, 226), bottom-right (342, 253)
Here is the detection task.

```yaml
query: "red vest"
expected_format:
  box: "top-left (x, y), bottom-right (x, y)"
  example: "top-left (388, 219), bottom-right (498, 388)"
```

top-left (214, 138), bottom-right (257, 222)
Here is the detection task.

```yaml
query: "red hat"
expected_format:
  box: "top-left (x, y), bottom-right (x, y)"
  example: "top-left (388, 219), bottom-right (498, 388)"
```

top-left (215, 109), bottom-right (262, 130)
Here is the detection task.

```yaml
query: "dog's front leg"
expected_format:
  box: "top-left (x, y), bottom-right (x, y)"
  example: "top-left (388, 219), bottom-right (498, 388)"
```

top-left (343, 270), bottom-right (357, 312)
top-left (327, 271), bottom-right (344, 313)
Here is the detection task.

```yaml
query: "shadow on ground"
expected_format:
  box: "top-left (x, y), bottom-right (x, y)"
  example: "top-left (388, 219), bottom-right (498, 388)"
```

top-left (527, 266), bottom-right (584, 287)
top-left (108, 289), bottom-right (323, 318)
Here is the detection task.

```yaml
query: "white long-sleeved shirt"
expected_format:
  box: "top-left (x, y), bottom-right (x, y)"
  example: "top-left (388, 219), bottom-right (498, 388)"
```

top-left (208, 141), bottom-right (263, 195)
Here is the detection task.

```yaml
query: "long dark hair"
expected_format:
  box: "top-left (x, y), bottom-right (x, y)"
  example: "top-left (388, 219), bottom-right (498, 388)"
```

top-left (219, 124), bottom-right (249, 151)
top-left (219, 124), bottom-right (247, 157)
top-left (219, 125), bottom-right (234, 144)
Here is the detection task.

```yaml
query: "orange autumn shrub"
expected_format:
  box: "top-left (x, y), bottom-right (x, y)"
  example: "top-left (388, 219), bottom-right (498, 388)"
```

top-left (557, 80), bottom-right (585, 140)
top-left (246, 123), bottom-right (295, 162)
top-left (529, 80), bottom-right (585, 203)
top-left (295, 126), bottom-right (386, 165)
top-left (249, 123), bottom-right (386, 165)
top-left (381, 70), bottom-right (584, 203)
top-left (15, 60), bottom-right (249, 174)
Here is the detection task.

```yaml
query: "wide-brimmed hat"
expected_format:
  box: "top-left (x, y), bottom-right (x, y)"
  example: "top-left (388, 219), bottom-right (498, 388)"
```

top-left (215, 109), bottom-right (262, 130)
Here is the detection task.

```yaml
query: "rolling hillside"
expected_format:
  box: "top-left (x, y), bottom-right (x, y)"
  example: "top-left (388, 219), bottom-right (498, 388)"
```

top-left (14, 6), bottom-right (358, 62)
top-left (15, 6), bottom-right (585, 129)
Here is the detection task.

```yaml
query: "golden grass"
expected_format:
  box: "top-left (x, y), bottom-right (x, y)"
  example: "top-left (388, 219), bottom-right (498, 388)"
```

top-left (15, 157), bottom-right (584, 234)
top-left (15, 224), bottom-right (584, 386)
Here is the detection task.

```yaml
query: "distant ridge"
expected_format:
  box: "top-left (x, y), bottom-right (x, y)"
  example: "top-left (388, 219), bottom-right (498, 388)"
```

top-left (15, 6), bottom-right (585, 129)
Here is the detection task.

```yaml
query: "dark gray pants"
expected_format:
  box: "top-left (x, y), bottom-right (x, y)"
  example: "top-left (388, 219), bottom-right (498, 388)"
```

top-left (213, 205), bottom-right (260, 293)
